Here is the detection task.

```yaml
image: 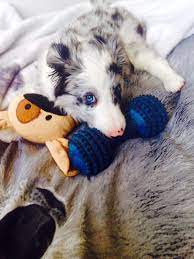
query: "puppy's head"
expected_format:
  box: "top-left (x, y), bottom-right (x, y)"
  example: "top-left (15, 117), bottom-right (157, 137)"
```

top-left (45, 34), bottom-right (131, 137)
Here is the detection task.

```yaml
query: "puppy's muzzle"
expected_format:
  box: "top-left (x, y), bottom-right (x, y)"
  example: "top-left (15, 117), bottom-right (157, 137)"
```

top-left (109, 127), bottom-right (125, 137)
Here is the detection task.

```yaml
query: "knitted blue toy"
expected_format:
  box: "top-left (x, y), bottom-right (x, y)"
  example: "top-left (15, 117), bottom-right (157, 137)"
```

top-left (69, 95), bottom-right (168, 177)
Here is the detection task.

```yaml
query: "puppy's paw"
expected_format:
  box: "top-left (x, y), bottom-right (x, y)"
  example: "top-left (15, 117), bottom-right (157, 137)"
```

top-left (164, 73), bottom-right (185, 93)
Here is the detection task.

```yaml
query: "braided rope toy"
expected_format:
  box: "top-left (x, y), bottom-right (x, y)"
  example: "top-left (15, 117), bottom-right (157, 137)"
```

top-left (69, 95), bottom-right (168, 177)
top-left (0, 94), bottom-right (168, 177)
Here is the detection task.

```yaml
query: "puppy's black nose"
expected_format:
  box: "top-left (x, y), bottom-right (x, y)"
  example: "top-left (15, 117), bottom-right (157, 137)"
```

top-left (0, 204), bottom-right (56, 259)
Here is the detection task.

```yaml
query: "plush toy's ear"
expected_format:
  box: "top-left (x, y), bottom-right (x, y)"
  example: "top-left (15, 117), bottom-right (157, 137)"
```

top-left (0, 111), bottom-right (19, 143)
top-left (0, 111), bottom-right (11, 129)
top-left (46, 138), bottom-right (78, 177)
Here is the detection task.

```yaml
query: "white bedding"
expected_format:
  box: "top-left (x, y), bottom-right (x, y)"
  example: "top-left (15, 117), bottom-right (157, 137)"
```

top-left (1, 0), bottom-right (87, 18)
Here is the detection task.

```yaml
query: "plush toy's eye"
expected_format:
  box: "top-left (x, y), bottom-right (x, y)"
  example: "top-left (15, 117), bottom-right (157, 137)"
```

top-left (25, 104), bottom-right (31, 110)
top-left (16, 99), bottom-right (40, 123)
top-left (84, 93), bottom-right (97, 106)
top-left (45, 115), bottom-right (52, 121)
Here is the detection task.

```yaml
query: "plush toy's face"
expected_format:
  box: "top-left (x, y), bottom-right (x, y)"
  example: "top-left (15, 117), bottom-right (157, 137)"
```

top-left (8, 96), bottom-right (76, 144)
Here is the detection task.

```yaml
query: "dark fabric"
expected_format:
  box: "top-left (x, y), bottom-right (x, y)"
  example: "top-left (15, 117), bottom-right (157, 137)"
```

top-left (0, 205), bottom-right (56, 259)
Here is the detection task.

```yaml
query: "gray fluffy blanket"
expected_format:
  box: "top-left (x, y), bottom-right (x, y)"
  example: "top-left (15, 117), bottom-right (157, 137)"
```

top-left (0, 35), bottom-right (194, 258)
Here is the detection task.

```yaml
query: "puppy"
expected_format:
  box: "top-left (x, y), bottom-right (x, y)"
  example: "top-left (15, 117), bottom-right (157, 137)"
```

top-left (3, 0), bottom-right (185, 139)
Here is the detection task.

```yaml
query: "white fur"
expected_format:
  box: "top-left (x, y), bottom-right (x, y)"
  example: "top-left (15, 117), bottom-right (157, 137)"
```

top-left (119, 17), bottom-right (185, 92)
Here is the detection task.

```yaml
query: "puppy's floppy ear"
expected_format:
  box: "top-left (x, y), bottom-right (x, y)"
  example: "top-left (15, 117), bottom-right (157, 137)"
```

top-left (46, 42), bottom-right (82, 97)
top-left (46, 43), bottom-right (73, 97)
top-left (47, 43), bottom-right (72, 72)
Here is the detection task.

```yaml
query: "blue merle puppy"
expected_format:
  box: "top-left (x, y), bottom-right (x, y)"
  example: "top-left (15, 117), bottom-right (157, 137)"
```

top-left (39, 0), bottom-right (184, 138)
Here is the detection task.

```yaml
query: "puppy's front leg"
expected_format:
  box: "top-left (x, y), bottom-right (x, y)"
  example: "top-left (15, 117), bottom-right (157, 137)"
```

top-left (120, 21), bottom-right (185, 92)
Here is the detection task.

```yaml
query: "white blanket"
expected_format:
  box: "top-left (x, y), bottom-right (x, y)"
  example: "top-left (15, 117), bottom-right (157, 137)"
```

top-left (0, 0), bottom-right (194, 94)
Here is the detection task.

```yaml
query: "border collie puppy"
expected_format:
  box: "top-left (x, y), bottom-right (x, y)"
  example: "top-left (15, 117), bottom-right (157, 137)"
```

top-left (14, 0), bottom-right (187, 138)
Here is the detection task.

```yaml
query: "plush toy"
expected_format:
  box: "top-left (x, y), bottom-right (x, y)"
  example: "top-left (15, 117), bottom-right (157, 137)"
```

top-left (0, 94), bottom-right (78, 177)
top-left (0, 94), bottom-right (168, 177)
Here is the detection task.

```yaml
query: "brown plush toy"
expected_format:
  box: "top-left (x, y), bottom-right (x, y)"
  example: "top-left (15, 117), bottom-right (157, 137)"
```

top-left (0, 94), bottom-right (78, 177)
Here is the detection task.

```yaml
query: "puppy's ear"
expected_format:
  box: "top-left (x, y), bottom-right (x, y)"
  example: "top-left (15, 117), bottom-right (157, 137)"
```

top-left (47, 43), bottom-right (71, 72)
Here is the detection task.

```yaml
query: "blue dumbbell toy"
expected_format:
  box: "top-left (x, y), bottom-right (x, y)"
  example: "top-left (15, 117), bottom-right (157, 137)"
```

top-left (69, 95), bottom-right (168, 177)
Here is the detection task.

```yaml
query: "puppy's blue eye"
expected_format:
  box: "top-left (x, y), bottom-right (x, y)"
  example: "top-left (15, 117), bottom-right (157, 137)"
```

top-left (84, 93), bottom-right (97, 106)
